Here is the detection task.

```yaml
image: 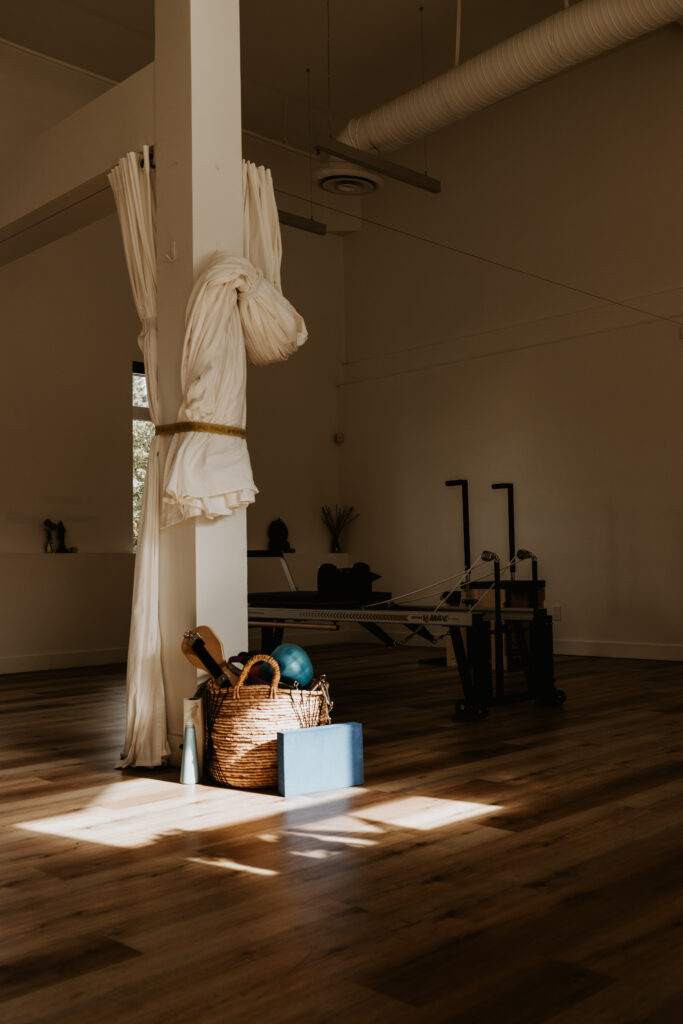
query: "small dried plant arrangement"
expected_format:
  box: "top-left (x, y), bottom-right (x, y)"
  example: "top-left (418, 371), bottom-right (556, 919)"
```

top-left (321, 504), bottom-right (358, 553)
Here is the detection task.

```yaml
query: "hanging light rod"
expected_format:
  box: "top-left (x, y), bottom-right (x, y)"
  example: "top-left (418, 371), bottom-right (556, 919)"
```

top-left (314, 137), bottom-right (441, 194)
top-left (278, 209), bottom-right (327, 235)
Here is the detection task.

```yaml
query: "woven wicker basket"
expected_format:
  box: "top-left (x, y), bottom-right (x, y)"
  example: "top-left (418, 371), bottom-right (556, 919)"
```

top-left (204, 654), bottom-right (326, 789)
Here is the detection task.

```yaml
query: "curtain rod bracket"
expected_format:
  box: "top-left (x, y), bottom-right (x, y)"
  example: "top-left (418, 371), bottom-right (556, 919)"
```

top-left (140, 145), bottom-right (156, 170)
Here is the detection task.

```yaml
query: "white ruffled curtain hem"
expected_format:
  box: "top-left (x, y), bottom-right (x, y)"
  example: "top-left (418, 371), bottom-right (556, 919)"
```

top-left (163, 487), bottom-right (258, 526)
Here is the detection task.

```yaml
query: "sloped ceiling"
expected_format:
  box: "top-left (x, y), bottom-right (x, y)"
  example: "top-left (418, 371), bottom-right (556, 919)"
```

top-left (0, 0), bottom-right (153, 81)
top-left (0, 0), bottom-right (583, 142)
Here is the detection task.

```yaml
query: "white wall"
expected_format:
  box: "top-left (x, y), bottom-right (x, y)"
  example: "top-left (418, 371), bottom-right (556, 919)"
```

top-left (339, 27), bottom-right (683, 658)
top-left (0, 555), bottom-right (134, 673)
top-left (0, 214), bottom-right (141, 671)
top-left (0, 44), bottom-right (142, 672)
top-left (247, 224), bottom-right (346, 561)
top-left (0, 216), bottom-right (141, 555)
top-left (245, 216), bottom-right (351, 652)
top-left (0, 39), bottom-right (109, 150)
top-left (243, 134), bottom-right (356, 574)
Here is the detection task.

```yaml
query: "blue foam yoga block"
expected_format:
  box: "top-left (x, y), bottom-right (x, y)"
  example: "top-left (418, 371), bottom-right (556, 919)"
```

top-left (277, 722), bottom-right (364, 797)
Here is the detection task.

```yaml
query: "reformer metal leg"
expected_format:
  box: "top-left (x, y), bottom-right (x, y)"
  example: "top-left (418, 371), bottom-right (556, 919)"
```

top-left (452, 617), bottom-right (490, 720)
top-left (359, 621), bottom-right (398, 647)
top-left (512, 621), bottom-right (533, 692)
top-left (529, 611), bottom-right (566, 706)
top-left (450, 627), bottom-right (476, 719)
top-left (471, 613), bottom-right (493, 708)
top-left (260, 626), bottom-right (285, 652)
top-left (493, 561), bottom-right (505, 701)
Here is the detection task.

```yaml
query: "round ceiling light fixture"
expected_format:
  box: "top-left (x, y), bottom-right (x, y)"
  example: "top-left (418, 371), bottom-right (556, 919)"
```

top-left (314, 160), bottom-right (383, 196)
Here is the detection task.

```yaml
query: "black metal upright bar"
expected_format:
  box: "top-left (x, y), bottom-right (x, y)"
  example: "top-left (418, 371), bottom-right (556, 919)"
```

top-left (449, 625), bottom-right (488, 720)
top-left (529, 609), bottom-right (565, 706)
top-left (531, 556), bottom-right (539, 610)
top-left (445, 478), bottom-right (471, 571)
top-left (469, 613), bottom-right (492, 709)
top-left (493, 559), bottom-right (504, 699)
top-left (492, 483), bottom-right (516, 576)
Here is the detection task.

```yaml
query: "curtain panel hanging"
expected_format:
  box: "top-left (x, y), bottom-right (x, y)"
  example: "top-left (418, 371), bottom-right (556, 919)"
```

top-left (110, 155), bottom-right (307, 767)
top-left (109, 146), bottom-right (169, 769)
top-left (242, 161), bottom-right (282, 291)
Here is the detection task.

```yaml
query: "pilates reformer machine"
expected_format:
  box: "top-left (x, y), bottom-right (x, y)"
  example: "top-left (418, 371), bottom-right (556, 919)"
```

top-left (248, 478), bottom-right (566, 720)
top-left (248, 592), bottom-right (563, 720)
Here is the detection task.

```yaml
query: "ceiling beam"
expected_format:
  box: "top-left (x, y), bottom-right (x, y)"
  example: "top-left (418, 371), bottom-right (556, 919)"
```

top-left (0, 62), bottom-right (153, 236)
top-left (0, 174), bottom-right (114, 268)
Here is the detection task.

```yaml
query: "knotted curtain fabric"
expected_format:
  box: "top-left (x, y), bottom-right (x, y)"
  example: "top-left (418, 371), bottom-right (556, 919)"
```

top-left (161, 166), bottom-right (307, 525)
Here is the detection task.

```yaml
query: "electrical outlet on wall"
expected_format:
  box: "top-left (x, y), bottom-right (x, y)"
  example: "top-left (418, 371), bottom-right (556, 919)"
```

top-left (551, 605), bottom-right (562, 621)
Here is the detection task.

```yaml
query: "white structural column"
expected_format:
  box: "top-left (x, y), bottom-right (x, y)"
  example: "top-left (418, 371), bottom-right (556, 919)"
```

top-left (155, 0), bottom-right (247, 763)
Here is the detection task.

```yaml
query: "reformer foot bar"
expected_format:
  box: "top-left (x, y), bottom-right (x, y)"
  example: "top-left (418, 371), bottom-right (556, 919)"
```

top-left (248, 603), bottom-right (566, 720)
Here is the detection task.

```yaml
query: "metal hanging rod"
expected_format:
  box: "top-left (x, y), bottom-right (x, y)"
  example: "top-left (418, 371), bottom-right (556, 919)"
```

top-left (278, 209), bottom-right (327, 235)
top-left (315, 137), bottom-right (441, 194)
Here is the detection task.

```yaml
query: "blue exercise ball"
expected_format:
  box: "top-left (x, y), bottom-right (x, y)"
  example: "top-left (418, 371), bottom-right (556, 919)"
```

top-left (261, 643), bottom-right (314, 688)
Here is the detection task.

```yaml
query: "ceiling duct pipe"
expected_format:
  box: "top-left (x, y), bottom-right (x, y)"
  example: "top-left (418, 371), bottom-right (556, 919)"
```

top-left (338, 0), bottom-right (683, 152)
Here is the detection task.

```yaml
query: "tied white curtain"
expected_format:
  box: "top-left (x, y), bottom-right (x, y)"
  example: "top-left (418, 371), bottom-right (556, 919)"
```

top-left (242, 161), bottom-right (282, 291)
top-left (108, 146), bottom-right (170, 768)
top-left (161, 165), bottom-right (307, 526)
top-left (111, 155), bottom-right (306, 767)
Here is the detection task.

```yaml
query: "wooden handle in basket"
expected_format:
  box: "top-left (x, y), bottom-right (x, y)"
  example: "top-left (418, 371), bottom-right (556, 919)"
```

top-left (182, 625), bottom-right (237, 686)
top-left (233, 654), bottom-right (281, 699)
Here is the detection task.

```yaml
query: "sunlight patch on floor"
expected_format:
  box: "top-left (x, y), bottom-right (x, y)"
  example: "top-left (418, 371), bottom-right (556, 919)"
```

top-left (187, 856), bottom-right (278, 876)
top-left (285, 830), bottom-right (377, 847)
top-left (291, 848), bottom-right (338, 860)
top-left (353, 796), bottom-right (502, 830)
top-left (14, 778), bottom-right (357, 849)
top-left (285, 813), bottom-right (384, 837)
top-left (14, 777), bottom-right (499, 850)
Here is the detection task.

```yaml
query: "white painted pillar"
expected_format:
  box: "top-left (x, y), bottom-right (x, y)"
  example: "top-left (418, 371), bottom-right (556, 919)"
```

top-left (155, 0), bottom-right (247, 763)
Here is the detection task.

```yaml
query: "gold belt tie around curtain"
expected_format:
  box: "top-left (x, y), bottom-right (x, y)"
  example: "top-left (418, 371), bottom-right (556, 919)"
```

top-left (155, 422), bottom-right (246, 439)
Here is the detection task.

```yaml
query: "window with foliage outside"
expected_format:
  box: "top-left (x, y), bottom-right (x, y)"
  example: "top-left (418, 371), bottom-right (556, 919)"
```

top-left (132, 366), bottom-right (154, 549)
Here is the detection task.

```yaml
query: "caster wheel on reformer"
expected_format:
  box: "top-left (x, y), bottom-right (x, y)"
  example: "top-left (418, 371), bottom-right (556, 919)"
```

top-left (453, 701), bottom-right (489, 722)
top-left (536, 689), bottom-right (567, 707)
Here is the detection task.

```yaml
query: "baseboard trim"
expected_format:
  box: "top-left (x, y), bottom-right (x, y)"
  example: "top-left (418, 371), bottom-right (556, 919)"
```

top-left (0, 647), bottom-right (128, 675)
top-left (555, 639), bottom-right (683, 661)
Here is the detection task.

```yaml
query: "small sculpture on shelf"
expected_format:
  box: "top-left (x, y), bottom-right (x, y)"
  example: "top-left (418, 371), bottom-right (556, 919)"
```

top-left (55, 520), bottom-right (69, 553)
top-left (321, 504), bottom-right (358, 553)
top-left (267, 518), bottom-right (294, 554)
top-left (43, 519), bottom-right (75, 553)
top-left (43, 519), bottom-right (56, 553)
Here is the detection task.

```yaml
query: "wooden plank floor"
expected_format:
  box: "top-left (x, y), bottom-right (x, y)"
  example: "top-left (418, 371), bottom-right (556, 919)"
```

top-left (1, 647), bottom-right (682, 1023)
